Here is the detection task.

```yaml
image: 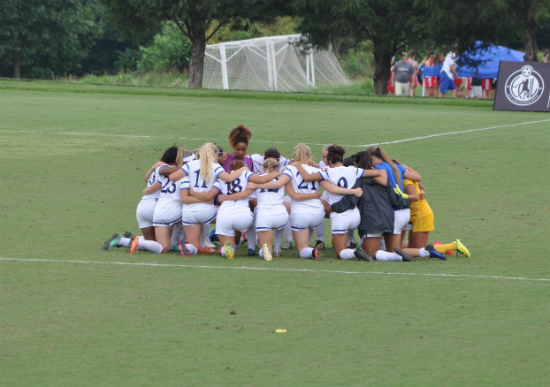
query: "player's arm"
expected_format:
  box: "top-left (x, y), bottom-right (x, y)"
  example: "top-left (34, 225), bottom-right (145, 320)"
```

top-left (320, 181), bottom-right (362, 197)
top-left (144, 161), bottom-right (164, 182)
top-left (285, 182), bottom-right (322, 201)
top-left (290, 162), bottom-right (323, 182)
top-left (218, 189), bottom-right (254, 203)
top-left (247, 174), bottom-right (290, 190)
top-left (219, 166), bottom-right (248, 182)
top-left (188, 185), bottom-right (219, 201)
top-left (180, 186), bottom-right (214, 204)
top-left (169, 168), bottom-right (187, 181)
top-left (249, 171), bottom-right (282, 184)
top-left (142, 181), bottom-right (161, 196)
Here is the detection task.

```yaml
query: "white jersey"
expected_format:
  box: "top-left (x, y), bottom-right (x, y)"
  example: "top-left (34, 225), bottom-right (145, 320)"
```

top-left (441, 52), bottom-right (456, 78)
top-left (142, 164), bottom-right (167, 201)
top-left (255, 175), bottom-right (287, 215)
top-left (157, 173), bottom-right (184, 205)
top-left (180, 160), bottom-right (224, 211)
top-left (214, 170), bottom-right (254, 213)
top-left (318, 166), bottom-right (365, 205)
top-left (250, 154), bottom-right (290, 175)
top-left (283, 164), bottom-right (324, 213)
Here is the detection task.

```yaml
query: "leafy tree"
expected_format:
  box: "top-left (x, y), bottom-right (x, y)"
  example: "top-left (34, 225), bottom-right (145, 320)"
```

top-left (0, 0), bottom-right (102, 78)
top-left (101, 0), bottom-right (286, 88)
top-left (138, 23), bottom-right (192, 73)
top-left (293, 0), bottom-right (432, 95)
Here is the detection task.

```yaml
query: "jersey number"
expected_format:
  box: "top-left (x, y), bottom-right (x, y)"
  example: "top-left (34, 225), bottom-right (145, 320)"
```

top-left (225, 178), bottom-right (243, 194)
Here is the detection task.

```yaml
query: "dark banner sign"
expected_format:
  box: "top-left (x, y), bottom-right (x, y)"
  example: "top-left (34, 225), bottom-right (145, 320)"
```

top-left (494, 61), bottom-right (550, 112)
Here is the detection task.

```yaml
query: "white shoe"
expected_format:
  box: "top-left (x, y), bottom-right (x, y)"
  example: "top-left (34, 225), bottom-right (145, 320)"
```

top-left (274, 248), bottom-right (282, 257)
top-left (281, 240), bottom-right (293, 249)
top-left (205, 239), bottom-right (216, 248)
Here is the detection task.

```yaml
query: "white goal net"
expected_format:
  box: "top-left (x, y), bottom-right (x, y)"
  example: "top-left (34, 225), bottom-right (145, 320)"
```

top-left (203, 34), bottom-right (351, 92)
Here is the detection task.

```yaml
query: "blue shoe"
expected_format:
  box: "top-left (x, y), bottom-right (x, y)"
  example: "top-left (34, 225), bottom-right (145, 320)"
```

top-left (426, 244), bottom-right (446, 260)
top-left (208, 228), bottom-right (219, 243)
top-left (247, 248), bottom-right (258, 256)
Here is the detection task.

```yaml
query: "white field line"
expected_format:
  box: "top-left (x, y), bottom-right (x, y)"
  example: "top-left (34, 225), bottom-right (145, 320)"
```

top-left (2, 118), bottom-right (549, 148)
top-left (1, 257), bottom-right (549, 283)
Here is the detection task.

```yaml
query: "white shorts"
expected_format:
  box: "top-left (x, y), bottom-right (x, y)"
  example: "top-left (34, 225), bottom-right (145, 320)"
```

top-left (136, 198), bottom-right (157, 228)
top-left (362, 232), bottom-right (383, 238)
top-left (330, 208), bottom-right (360, 234)
top-left (290, 211), bottom-right (324, 232)
top-left (181, 205), bottom-right (218, 225)
top-left (393, 208), bottom-right (411, 234)
top-left (216, 210), bottom-right (254, 237)
top-left (153, 200), bottom-right (182, 227)
top-left (256, 211), bottom-right (288, 231)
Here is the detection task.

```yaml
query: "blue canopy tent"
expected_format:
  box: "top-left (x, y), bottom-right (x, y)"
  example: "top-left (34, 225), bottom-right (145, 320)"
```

top-left (420, 42), bottom-right (524, 78)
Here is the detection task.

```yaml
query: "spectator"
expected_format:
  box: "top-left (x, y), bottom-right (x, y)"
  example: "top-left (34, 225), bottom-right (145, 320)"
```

top-left (392, 52), bottom-right (415, 97)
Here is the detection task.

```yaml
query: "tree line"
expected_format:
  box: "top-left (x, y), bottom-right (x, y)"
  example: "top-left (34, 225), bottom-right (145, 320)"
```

top-left (1, 0), bottom-right (549, 95)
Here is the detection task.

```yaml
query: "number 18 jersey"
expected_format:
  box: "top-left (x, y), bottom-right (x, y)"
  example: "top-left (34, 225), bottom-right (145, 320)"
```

top-left (213, 170), bottom-right (254, 213)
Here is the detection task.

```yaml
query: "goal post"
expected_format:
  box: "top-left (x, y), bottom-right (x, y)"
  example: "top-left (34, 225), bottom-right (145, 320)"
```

top-left (203, 34), bottom-right (351, 92)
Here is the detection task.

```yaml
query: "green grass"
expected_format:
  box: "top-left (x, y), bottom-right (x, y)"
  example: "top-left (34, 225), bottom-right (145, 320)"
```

top-left (0, 82), bottom-right (549, 387)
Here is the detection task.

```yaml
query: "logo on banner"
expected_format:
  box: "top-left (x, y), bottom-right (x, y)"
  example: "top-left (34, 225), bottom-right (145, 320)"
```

top-left (504, 66), bottom-right (545, 106)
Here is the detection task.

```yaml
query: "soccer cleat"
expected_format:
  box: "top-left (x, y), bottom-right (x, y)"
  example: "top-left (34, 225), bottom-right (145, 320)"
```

top-left (455, 239), bottom-right (471, 258)
top-left (395, 248), bottom-right (415, 262)
top-left (434, 240), bottom-right (453, 255)
top-left (198, 246), bottom-right (216, 254)
top-left (274, 248), bottom-right (282, 257)
top-left (315, 240), bottom-right (325, 250)
top-left (426, 244), bottom-right (446, 260)
top-left (123, 231), bottom-right (135, 239)
top-left (208, 228), bottom-right (219, 243)
top-left (281, 240), bottom-right (293, 250)
top-left (127, 235), bottom-right (140, 254)
top-left (313, 245), bottom-right (324, 261)
top-left (262, 244), bottom-right (272, 261)
top-left (179, 240), bottom-right (191, 257)
top-left (354, 247), bottom-right (374, 262)
top-left (204, 239), bottom-right (216, 249)
top-left (247, 248), bottom-right (258, 256)
top-left (224, 241), bottom-right (234, 260)
top-left (102, 233), bottom-right (121, 250)
top-left (348, 241), bottom-right (357, 249)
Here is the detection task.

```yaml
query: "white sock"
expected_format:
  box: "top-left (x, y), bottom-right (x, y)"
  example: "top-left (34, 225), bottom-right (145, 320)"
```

top-left (138, 237), bottom-right (163, 254)
top-left (347, 230), bottom-right (357, 246)
top-left (200, 223), bottom-right (209, 248)
top-left (118, 237), bottom-right (131, 247)
top-left (379, 239), bottom-right (386, 250)
top-left (186, 243), bottom-right (198, 256)
top-left (284, 219), bottom-right (292, 241)
top-left (275, 229), bottom-right (284, 250)
top-left (220, 246), bottom-right (225, 257)
top-left (299, 247), bottom-right (314, 259)
top-left (375, 250), bottom-right (402, 261)
top-left (418, 248), bottom-right (429, 258)
top-left (246, 224), bottom-right (257, 250)
top-left (339, 248), bottom-right (356, 260)
top-left (259, 247), bottom-right (264, 259)
top-left (315, 221), bottom-right (325, 242)
top-left (170, 223), bottom-right (184, 246)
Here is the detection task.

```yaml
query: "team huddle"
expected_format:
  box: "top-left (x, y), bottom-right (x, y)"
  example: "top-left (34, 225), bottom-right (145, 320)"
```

top-left (103, 124), bottom-right (470, 262)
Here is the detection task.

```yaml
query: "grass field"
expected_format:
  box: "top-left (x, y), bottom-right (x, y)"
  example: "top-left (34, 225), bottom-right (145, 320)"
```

top-left (1, 82), bottom-right (549, 387)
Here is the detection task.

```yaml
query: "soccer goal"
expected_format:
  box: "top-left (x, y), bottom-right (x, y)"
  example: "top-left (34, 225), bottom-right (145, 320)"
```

top-left (203, 34), bottom-right (351, 92)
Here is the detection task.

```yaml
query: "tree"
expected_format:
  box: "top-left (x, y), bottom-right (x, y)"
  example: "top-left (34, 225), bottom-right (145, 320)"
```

top-left (0, 0), bottom-right (102, 78)
top-left (101, 0), bottom-right (286, 88)
top-left (293, 0), bottom-right (431, 95)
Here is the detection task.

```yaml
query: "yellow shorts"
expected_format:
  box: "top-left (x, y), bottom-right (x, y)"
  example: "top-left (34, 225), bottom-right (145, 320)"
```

top-left (409, 209), bottom-right (434, 232)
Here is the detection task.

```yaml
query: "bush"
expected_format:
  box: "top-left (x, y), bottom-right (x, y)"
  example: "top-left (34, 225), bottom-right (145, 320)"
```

top-left (138, 23), bottom-right (191, 73)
